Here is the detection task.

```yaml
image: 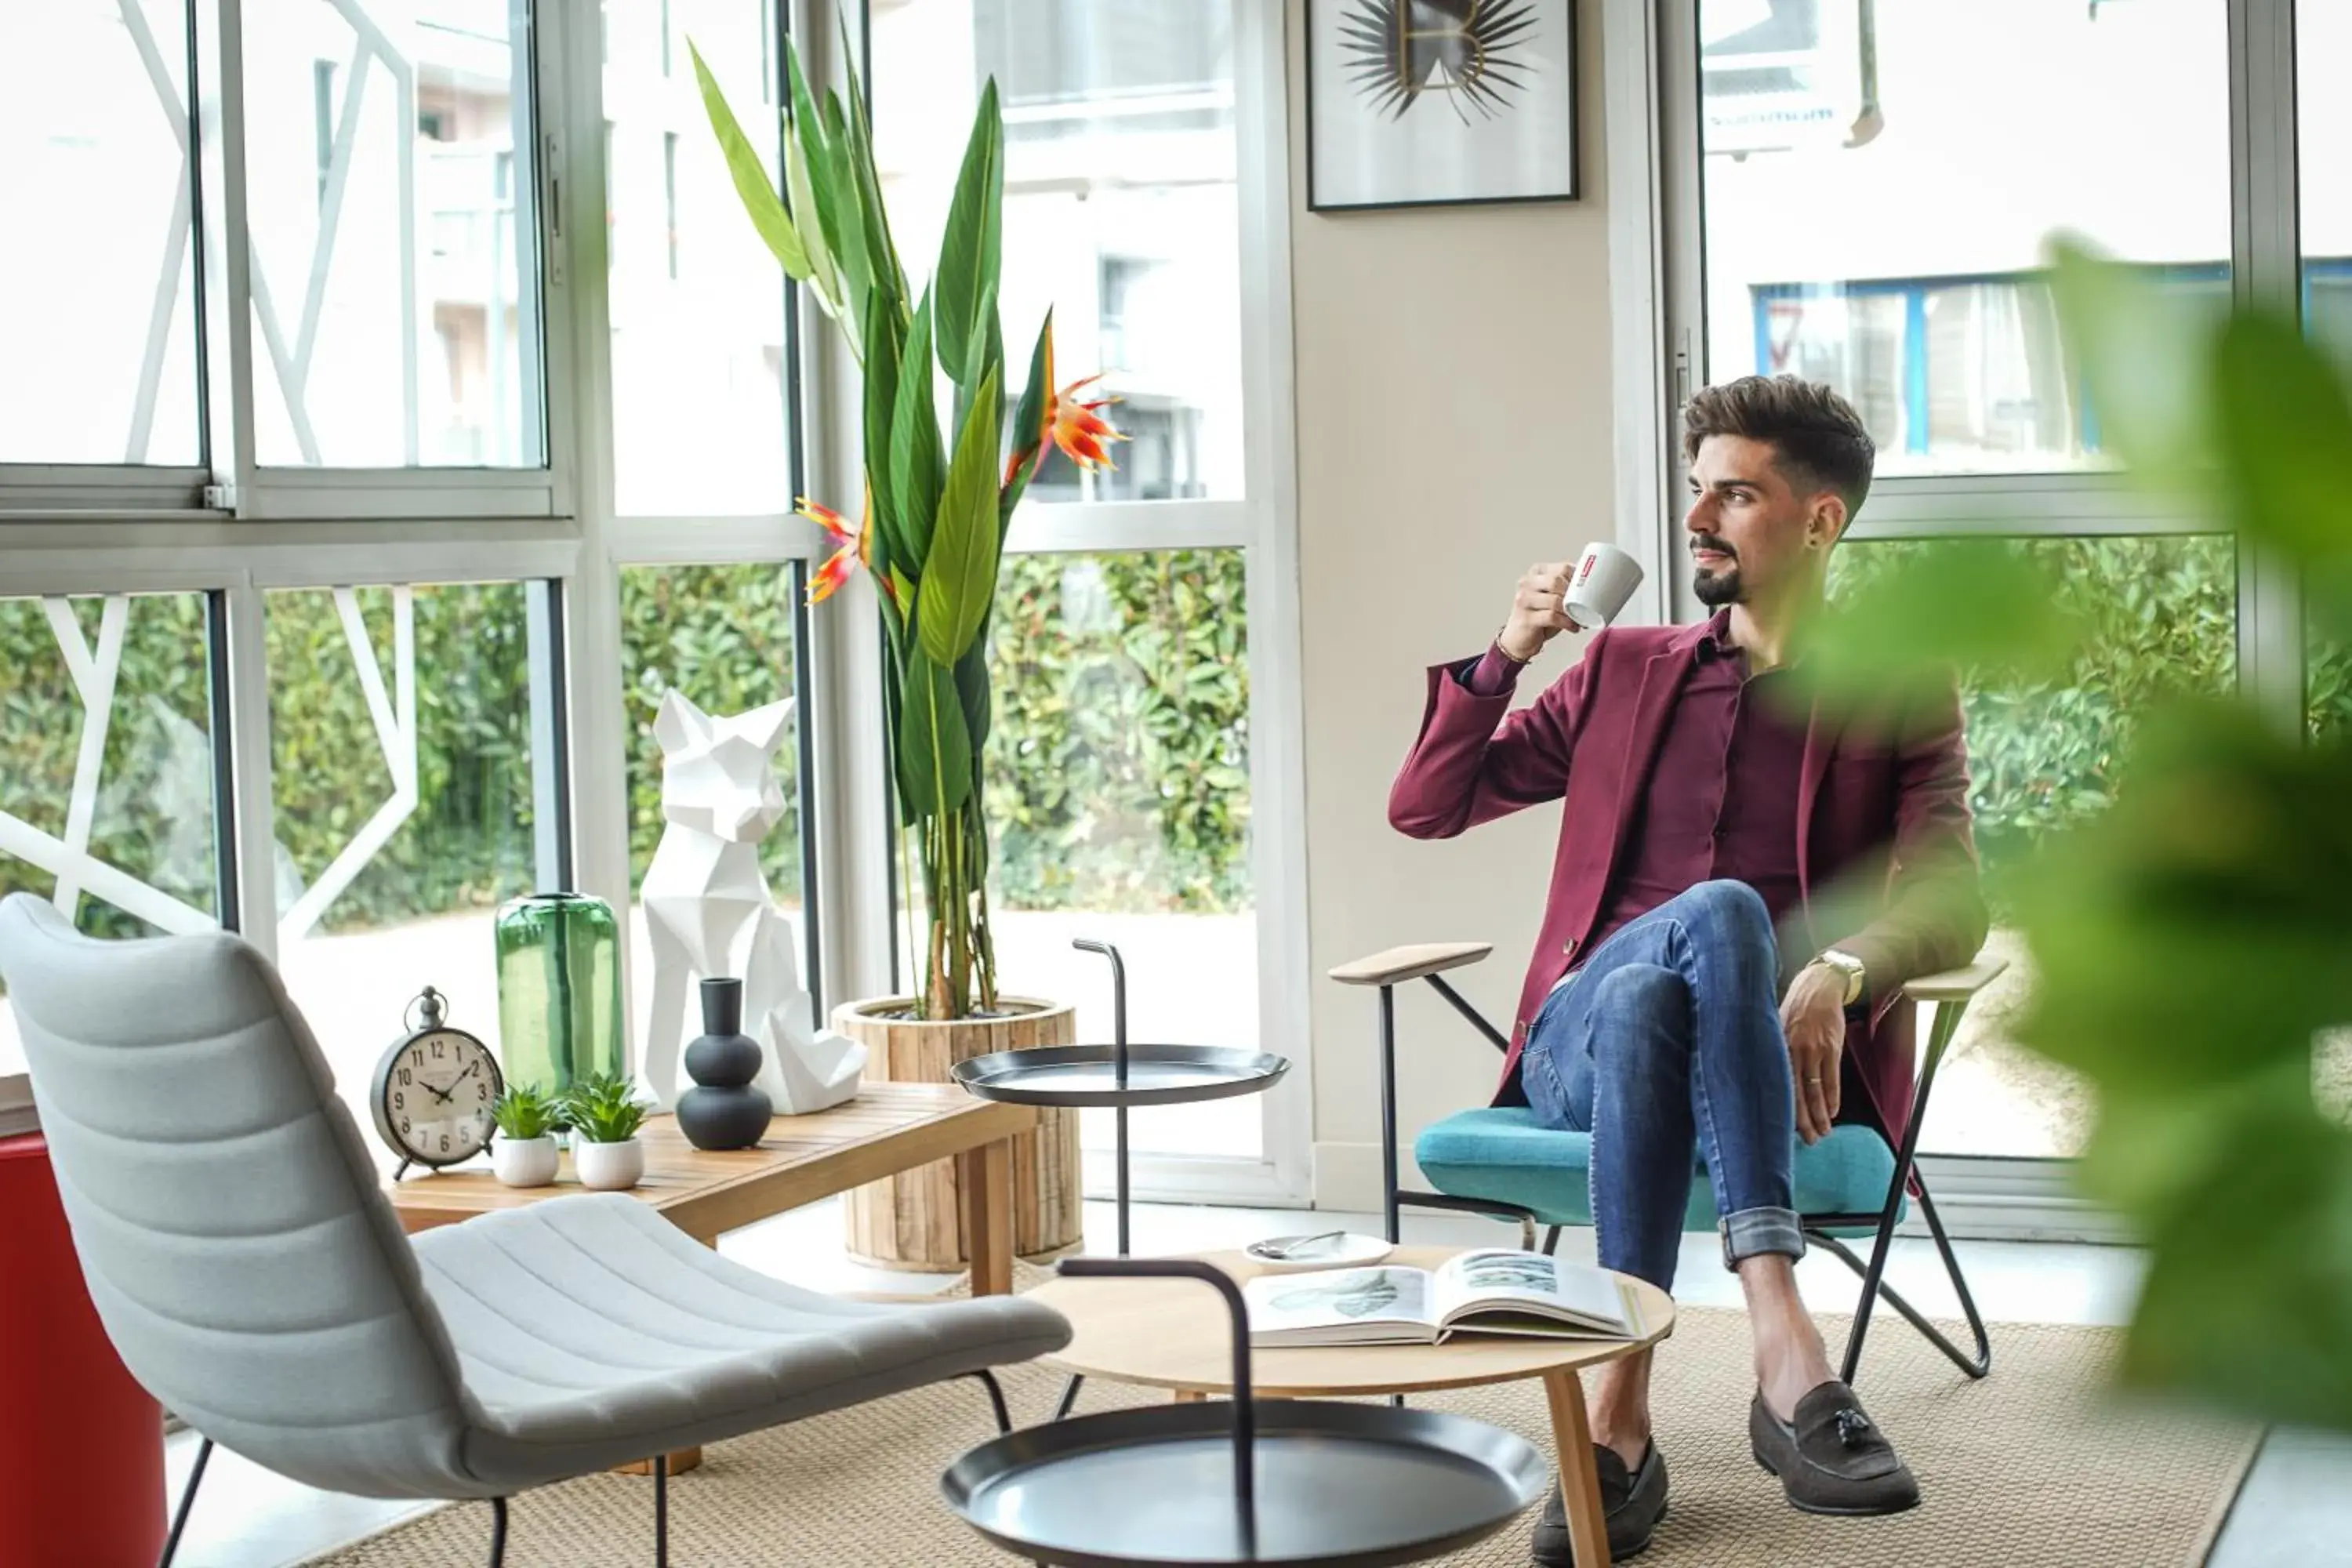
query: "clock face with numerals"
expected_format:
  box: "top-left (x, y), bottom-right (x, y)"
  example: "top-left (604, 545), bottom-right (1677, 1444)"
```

top-left (370, 1026), bottom-right (503, 1171)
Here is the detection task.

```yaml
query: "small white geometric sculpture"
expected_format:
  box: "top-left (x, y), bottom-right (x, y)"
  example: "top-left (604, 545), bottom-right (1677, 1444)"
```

top-left (640, 691), bottom-right (867, 1115)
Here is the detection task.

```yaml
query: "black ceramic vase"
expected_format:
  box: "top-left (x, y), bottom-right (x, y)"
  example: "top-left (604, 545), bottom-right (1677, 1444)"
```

top-left (676, 978), bottom-right (774, 1151)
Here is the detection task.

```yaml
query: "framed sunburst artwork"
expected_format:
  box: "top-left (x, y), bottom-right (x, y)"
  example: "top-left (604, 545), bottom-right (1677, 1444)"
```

top-left (1306, 0), bottom-right (1581, 211)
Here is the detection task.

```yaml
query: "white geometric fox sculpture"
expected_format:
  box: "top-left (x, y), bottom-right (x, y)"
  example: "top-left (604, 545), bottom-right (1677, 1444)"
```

top-left (639, 690), bottom-right (866, 1115)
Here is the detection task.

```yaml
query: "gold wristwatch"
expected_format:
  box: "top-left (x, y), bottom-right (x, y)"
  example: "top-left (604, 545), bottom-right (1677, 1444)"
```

top-left (1810, 948), bottom-right (1867, 1007)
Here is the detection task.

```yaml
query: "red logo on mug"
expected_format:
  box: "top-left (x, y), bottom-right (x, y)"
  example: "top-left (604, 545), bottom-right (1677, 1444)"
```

top-left (1577, 557), bottom-right (1596, 584)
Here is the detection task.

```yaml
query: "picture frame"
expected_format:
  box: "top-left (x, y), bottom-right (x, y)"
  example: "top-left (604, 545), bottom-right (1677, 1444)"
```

top-left (1305, 0), bottom-right (1581, 213)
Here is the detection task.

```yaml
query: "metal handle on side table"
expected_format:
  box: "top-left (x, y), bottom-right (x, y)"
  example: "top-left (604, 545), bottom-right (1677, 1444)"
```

top-left (1057, 1257), bottom-right (1256, 1531)
top-left (1074, 938), bottom-right (1133, 1258)
top-left (1071, 938), bottom-right (1130, 1085)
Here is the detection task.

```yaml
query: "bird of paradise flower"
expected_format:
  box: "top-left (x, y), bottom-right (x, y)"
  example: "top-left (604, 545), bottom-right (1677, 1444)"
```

top-left (1338, 0), bottom-right (1540, 124)
top-left (798, 325), bottom-right (1127, 606)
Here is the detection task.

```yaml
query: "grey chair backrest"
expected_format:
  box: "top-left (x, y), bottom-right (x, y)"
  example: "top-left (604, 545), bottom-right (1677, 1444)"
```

top-left (0, 894), bottom-right (475, 1497)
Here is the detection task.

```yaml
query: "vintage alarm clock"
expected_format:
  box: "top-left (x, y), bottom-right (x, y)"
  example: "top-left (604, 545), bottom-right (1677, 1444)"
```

top-left (371, 986), bottom-right (503, 1179)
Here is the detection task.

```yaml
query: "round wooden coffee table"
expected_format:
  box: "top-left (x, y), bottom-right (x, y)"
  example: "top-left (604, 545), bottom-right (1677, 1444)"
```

top-left (1026, 1246), bottom-right (1677, 1568)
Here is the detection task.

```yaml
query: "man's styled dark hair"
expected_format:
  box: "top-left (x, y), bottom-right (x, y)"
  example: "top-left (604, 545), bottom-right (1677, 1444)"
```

top-left (1682, 375), bottom-right (1876, 524)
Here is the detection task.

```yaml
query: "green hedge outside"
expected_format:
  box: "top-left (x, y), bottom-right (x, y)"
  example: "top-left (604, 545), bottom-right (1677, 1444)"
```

top-left (8, 539), bottom-right (2352, 944)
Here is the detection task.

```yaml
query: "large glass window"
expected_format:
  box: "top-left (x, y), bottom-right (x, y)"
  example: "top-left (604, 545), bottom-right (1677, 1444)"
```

top-left (618, 561), bottom-right (812, 1051)
top-left (982, 548), bottom-right (1258, 1160)
top-left (1829, 535), bottom-right (2238, 1159)
top-left (241, 0), bottom-right (546, 467)
top-left (606, 0), bottom-right (793, 515)
top-left (0, 1), bottom-right (202, 466)
top-left (0, 593), bottom-right (222, 1075)
top-left (266, 582), bottom-right (550, 1132)
top-left (1699, 0), bottom-right (2230, 476)
top-left (872, 0), bottom-right (1245, 501)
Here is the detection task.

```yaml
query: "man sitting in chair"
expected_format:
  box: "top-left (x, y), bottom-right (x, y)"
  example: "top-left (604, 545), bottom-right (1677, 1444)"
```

top-left (1388, 375), bottom-right (1987, 1561)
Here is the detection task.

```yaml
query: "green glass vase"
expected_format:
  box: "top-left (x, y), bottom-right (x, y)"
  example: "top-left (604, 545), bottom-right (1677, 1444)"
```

top-left (494, 892), bottom-right (624, 1098)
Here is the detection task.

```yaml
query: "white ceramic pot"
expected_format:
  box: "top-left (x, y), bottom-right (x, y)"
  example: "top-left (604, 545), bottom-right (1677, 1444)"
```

top-left (574, 1137), bottom-right (646, 1192)
top-left (492, 1134), bottom-right (560, 1188)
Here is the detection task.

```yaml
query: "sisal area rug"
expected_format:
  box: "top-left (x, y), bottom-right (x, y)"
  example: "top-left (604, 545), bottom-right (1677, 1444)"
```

top-left (304, 1305), bottom-right (2256, 1568)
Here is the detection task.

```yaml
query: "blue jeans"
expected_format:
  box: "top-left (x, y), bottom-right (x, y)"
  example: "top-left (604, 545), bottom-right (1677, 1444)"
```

top-left (1520, 879), bottom-right (1804, 1291)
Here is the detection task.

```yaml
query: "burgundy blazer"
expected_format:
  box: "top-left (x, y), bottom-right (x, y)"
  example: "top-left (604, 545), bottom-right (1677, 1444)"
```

top-left (1387, 619), bottom-right (1989, 1149)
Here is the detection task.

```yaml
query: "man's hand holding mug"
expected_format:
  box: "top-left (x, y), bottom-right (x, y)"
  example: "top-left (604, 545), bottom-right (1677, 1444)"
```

top-left (1499, 543), bottom-right (1645, 662)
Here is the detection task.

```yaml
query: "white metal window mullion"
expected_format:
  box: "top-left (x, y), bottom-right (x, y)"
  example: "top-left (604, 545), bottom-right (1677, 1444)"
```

top-left (604, 516), bottom-right (827, 567)
top-left (1603, 0), bottom-right (1676, 628)
top-left (223, 574), bottom-right (281, 960)
top-left (0, 470), bottom-right (213, 517)
top-left (544, 0), bottom-right (640, 1062)
top-left (0, 526), bottom-right (577, 594)
top-left (2229, 0), bottom-right (2306, 735)
top-left (999, 499), bottom-right (1251, 557)
top-left (197, 0), bottom-right (260, 517)
top-left (1227, 0), bottom-right (1312, 1207)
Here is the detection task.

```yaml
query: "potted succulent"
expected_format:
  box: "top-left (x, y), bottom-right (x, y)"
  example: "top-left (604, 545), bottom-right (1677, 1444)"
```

top-left (694, 36), bottom-right (1119, 1266)
top-left (562, 1072), bottom-right (651, 1192)
top-left (489, 1085), bottom-right (562, 1188)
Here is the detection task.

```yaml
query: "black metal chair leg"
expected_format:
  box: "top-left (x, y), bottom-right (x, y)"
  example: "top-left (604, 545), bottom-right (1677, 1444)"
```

top-left (1541, 1225), bottom-right (1563, 1256)
top-left (967, 1368), bottom-right (1014, 1434)
top-left (488, 1497), bottom-right (508, 1567)
top-left (1053, 1373), bottom-right (1084, 1421)
top-left (1394, 1189), bottom-right (1541, 1250)
top-left (653, 1454), bottom-right (669, 1568)
top-left (158, 1436), bottom-right (212, 1568)
top-left (1914, 1182), bottom-right (1992, 1377)
top-left (1808, 1216), bottom-right (1991, 1385)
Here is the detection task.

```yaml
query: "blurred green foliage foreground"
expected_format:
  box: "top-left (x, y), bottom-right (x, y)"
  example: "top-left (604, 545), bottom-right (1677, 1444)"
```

top-left (1802, 242), bottom-right (2352, 1434)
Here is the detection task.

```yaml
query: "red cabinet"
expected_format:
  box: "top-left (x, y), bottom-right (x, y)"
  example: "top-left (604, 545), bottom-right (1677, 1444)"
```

top-left (0, 1134), bottom-right (165, 1567)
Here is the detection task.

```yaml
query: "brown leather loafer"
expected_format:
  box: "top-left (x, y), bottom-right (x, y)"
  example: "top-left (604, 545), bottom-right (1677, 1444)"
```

top-left (1530, 1441), bottom-right (1668, 1564)
top-left (1749, 1381), bottom-right (1921, 1516)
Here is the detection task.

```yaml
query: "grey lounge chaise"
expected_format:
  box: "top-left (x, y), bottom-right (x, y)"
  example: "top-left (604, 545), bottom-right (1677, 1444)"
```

top-left (0, 895), bottom-right (1072, 1566)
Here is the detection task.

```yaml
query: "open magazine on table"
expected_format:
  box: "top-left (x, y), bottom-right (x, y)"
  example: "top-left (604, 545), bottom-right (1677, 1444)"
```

top-left (1243, 1248), bottom-right (1640, 1348)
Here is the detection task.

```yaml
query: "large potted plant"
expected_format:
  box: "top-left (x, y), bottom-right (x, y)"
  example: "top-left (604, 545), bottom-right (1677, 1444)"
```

top-left (695, 37), bottom-right (1120, 1267)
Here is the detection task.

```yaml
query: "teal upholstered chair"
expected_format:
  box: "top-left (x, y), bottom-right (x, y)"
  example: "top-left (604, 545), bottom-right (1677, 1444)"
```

top-left (1330, 942), bottom-right (2006, 1387)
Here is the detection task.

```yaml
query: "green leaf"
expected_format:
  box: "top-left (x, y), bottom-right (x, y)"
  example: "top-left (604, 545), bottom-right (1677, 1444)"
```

top-left (2047, 238), bottom-right (2216, 495)
top-left (933, 79), bottom-right (1004, 387)
top-left (690, 42), bottom-right (810, 281)
top-left (919, 366), bottom-right (1004, 667)
top-left (1799, 540), bottom-right (2081, 713)
top-left (2209, 309), bottom-right (2352, 568)
top-left (895, 649), bottom-right (972, 818)
top-left (2114, 1098), bottom-right (2352, 1433)
top-left (891, 290), bottom-right (946, 568)
top-left (1000, 310), bottom-right (1053, 520)
top-left (839, 21), bottom-right (909, 309)
top-left (2013, 702), bottom-right (2352, 1093)
top-left (784, 41), bottom-right (863, 306)
top-left (780, 125), bottom-right (838, 316)
top-left (955, 626), bottom-right (993, 753)
top-left (863, 286), bottom-right (905, 576)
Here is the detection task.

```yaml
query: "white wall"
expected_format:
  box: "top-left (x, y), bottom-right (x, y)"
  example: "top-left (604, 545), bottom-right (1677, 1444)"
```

top-left (1286, 0), bottom-right (1617, 1210)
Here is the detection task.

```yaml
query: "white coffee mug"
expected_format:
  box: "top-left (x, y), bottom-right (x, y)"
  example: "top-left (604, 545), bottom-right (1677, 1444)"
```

top-left (1565, 542), bottom-right (1645, 628)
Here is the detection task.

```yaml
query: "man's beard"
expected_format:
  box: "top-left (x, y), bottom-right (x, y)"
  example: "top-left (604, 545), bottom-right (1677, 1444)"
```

top-left (1692, 565), bottom-right (1742, 607)
top-left (1690, 534), bottom-right (1742, 606)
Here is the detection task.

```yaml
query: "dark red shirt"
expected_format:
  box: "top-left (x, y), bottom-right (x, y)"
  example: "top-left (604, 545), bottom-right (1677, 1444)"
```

top-left (1465, 611), bottom-right (1809, 975)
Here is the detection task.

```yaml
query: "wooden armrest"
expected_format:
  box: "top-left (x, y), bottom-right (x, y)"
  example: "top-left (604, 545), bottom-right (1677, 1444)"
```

top-left (1899, 956), bottom-right (2009, 1004)
top-left (1328, 942), bottom-right (1494, 987)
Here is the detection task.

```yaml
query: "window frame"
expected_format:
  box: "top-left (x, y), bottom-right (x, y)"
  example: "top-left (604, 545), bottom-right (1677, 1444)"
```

top-left (0, 0), bottom-right (575, 521)
top-left (1632, 0), bottom-right (2310, 1233)
top-left (2, 0), bottom-right (826, 1095)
